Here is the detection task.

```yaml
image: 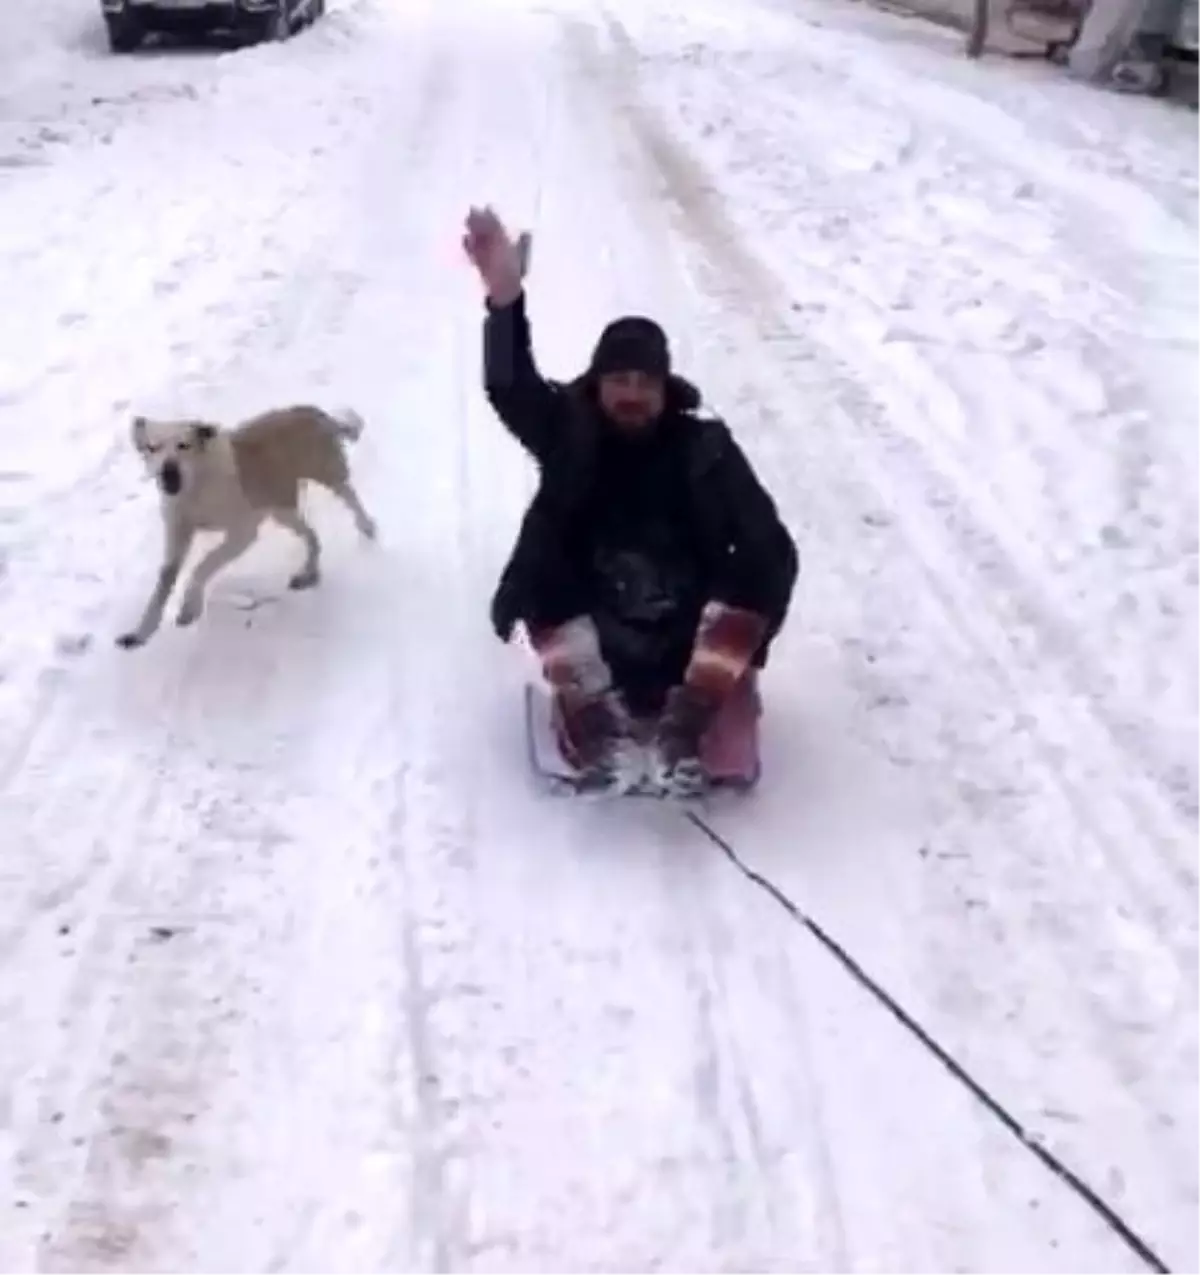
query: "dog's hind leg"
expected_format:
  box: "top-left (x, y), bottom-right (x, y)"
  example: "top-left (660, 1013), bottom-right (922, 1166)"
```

top-left (270, 507), bottom-right (323, 589)
top-left (176, 521), bottom-right (259, 626)
top-left (328, 480), bottom-right (377, 541)
top-left (117, 521), bottom-right (194, 649)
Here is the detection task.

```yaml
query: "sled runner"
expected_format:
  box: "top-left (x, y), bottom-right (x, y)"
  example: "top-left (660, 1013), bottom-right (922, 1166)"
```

top-left (523, 676), bottom-right (763, 798)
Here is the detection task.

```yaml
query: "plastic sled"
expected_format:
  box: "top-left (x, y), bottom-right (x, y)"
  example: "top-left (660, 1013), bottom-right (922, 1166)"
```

top-left (524, 676), bottom-right (763, 797)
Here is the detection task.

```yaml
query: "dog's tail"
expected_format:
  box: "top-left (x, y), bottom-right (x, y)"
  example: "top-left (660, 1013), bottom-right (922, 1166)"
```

top-left (326, 406), bottom-right (366, 442)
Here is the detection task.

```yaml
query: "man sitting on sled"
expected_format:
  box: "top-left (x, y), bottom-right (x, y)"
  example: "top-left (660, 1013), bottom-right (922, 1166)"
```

top-left (464, 205), bottom-right (799, 796)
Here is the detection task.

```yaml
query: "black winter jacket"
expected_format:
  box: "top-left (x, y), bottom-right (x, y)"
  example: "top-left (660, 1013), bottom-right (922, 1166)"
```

top-left (483, 294), bottom-right (799, 667)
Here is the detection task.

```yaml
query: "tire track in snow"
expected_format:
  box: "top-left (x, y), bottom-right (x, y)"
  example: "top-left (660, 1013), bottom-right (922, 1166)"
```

top-left (669, 856), bottom-right (852, 1264)
top-left (0, 12), bottom-right (451, 1269)
top-left (0, 514), bottom-right (432, 1270)
top-left (445, 7), bottom-right (1157, 1270)
top-left (691, 809), bottom-right (1171, 1275)
top-left (348, 13), bottom-right (906, 1270)
top-left (599, 7), bottom-right (1197, 840)
top-left (755, 0), bottom-right (1199, 227)
top-left (715, 35), bottom-right (1200, 822)
top-left (617, 4), bottom-right (1199, 822)
top-left (578, 8), bottom-right (1196, 1267)
top-left (317, 32), bottom-right (497, 1266)
top-left (309, 24), bottom-right (854, 1268)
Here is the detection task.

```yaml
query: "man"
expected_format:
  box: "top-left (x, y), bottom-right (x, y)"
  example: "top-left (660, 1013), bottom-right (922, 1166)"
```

top-left (463, 205), bottom-right (798, 795)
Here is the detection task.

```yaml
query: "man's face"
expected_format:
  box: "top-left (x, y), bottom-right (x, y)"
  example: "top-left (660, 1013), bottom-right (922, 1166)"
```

top-left (597, 369), bottom-right (666, 431)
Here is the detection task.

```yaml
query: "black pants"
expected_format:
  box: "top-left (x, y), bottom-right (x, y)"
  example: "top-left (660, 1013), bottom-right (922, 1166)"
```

top-left (590, 613), bottom-right (696, 715)
top-left (516, 538), bottom-right (697, 713)
top-left (515, 536), bottom-right (783, 715)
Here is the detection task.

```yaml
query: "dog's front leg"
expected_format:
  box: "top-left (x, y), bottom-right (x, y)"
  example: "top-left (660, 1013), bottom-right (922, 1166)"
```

top-left (116, 521), bottom-right (194, 649)
top-left (328, 481), bottom-right (377, 541)
top-left (175, 521), bottom-right (259, 628)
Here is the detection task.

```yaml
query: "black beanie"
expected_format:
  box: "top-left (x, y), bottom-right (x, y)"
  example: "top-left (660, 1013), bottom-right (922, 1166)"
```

top-left (588, 316), bottom-right (671, 380)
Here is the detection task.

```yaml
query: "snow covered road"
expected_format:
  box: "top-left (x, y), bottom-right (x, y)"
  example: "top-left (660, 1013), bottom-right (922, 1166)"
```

top-left (0, 0), bottom-right (1195, 1270)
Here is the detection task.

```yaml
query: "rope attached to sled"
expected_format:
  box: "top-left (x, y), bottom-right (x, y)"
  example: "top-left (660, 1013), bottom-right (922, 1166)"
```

top-left (685, 810), bottom-right (1173, 1275)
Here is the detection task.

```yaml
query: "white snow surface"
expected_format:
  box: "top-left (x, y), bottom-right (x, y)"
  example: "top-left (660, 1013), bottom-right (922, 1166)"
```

top-left (0, 0), bottom-right (1196, 1270)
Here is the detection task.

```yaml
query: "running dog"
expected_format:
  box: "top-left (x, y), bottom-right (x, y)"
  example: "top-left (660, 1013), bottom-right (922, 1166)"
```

top-left (117, 404), bottom-right (377, 649)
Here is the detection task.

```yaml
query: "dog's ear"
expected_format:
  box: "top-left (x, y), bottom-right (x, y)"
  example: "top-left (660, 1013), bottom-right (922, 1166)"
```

top-left (191, 423), bottom-right (218, 448)
top-left (131, 416), bottom-right (148, 449)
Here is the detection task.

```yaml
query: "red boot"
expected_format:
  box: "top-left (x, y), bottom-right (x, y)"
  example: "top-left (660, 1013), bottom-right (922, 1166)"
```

top-left (652, 602), bottom-right (767, 796)
top-left (530, 616), bottom-right (642, 793)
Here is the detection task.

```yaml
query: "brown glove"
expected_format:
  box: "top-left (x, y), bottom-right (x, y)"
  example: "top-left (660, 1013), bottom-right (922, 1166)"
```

top-left (682, 601), bottom-right (769, 703)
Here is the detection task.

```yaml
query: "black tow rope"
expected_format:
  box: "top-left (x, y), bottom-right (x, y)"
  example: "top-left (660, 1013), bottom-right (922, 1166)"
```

top-left (686, 810), bottom-right (1172, 1275)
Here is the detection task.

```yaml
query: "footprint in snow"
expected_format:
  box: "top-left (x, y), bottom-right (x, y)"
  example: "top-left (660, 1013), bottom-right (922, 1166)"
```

top-left (54, 633), bottom-right (93, 658)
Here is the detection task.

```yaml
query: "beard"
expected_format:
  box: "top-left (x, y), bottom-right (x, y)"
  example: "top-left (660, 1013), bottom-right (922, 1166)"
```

top-left (607, 401), bottom-right (657, 428)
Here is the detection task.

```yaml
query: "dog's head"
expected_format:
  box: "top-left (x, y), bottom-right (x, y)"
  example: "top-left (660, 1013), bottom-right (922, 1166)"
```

top-left (131, 416), bottom-right (218, 497)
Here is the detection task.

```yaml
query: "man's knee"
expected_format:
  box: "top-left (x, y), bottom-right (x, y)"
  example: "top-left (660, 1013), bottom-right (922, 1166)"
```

top-left (527, 614), bottom-right (613, 698)
top-left (685, 601), bottom-right (771, 700)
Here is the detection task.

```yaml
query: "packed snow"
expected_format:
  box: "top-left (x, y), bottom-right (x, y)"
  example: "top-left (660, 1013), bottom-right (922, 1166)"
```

top-left (0, 0), bottom-right (1195, 1270)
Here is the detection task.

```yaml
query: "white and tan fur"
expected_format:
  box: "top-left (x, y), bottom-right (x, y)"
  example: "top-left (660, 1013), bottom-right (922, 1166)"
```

top-left (118, 404), bottom-right (377, 649)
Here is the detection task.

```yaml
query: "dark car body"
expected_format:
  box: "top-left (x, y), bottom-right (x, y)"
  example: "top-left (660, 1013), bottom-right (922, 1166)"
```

top-left (99, 0), bottom-right (323, 52)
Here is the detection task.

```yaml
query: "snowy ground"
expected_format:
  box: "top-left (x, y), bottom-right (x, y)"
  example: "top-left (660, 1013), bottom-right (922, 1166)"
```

top-left (0, 0), bottom-right (1195, 1270)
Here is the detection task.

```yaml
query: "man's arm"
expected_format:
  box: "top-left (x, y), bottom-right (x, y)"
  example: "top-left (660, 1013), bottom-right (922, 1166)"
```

top-left (710, 435), bottom-right (799, 626)
top-left (483, 291), bottom-right (565, 463)
top-left (670, 431), bottom-right (799, 706)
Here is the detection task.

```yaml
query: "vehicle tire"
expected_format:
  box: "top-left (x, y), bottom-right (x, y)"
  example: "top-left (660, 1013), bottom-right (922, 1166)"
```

top-left (258, 0), bottom-right (291, 41)
top-left (249, 0), bottom-right (292, 42)
top-left (966, 0), bottom-right (989, 56)
top-left (105, 13), bottom-right (144, 52)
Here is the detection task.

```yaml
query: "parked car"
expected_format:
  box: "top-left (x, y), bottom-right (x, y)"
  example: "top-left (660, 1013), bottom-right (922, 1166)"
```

top-left (99, 0), bottom-right (324, 53)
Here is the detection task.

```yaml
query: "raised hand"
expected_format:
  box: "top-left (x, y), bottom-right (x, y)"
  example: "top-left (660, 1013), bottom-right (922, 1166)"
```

top-left (462, 205), bottom-right (531, 306)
